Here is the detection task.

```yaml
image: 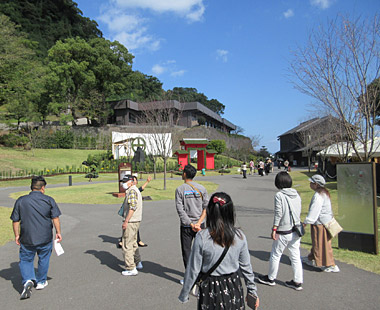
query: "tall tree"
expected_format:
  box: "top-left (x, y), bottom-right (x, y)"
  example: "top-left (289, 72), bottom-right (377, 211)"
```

top-left (166, 87), bottom-right (225, 115)
top-left (0, 14), bottom-right (46, 127)
top-left (47, 37), bottom-right (96, 124)
top-left (47, 37), bottom-right (134, 125)
top-left (138, 102), bottom-right (182, 190)
top-left (0, 0), bottom-right (102, 56)
top-left (289, 15), bottom-right (380, 161)
top-left (88, 37), bottom-right (134, 125)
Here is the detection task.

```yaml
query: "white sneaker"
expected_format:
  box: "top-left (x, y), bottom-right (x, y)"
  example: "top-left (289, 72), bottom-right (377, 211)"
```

top-left (179, 279), bottom-right (184, 285)
top-left (136, 262), bottom-right (143, 270)
top-left (20, 280), bottom-right (33, 300)
top-left (323, 265), bottom-right (340, 273)
top-left (36, 281), bottom-right (48, 290)
top-left (121, 268), bottom-right (138, 276)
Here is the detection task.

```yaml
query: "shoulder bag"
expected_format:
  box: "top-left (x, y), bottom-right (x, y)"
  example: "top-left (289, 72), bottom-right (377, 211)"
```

top-left (190, 246), bottom-right (229, 297)
top-left (186, 182), bottom-right (203, 199)
top-left (283, 194), bottom-right (305, 237)
top-left (323, 217), bottom-right (343, 238)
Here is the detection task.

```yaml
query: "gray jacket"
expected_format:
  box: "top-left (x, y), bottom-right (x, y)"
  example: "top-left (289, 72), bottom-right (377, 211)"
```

top-left (178, 229), bottom-right (257, 303)
top-left (175, 181), bottom-right (208, 226)
top-left (273, 188), bottom-right (302, 231)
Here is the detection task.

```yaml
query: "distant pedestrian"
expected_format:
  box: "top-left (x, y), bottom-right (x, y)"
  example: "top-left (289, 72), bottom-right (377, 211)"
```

top-left (258, 160), bottom-right (265, 176)
top-left (264, 159), bottom-right (271, 175)
top-left (249, 160), bottom-right (255, 175)
top-left (302, 175), bottom-right (340, 273)
top-left (242, 162), bottom-right (247, 179)
top-left (258, 172), bottom-right (303, 291)
top-left (175, 165), bottom-right (208, 284)
top-left (284, 160), bottom-right (289, 171)
top-left (179, 192), bottom-right (259, 309)
top-left (10, 176), bottom-right (62, 300)
top-left (277, 160), bottom-right (281, 170)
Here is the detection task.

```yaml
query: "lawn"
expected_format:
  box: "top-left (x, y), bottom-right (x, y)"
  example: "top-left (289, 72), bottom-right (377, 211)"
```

top-left (0, 207), bottom-right (13, 246)
top-left (0, 147), bottom-right (104, 174)
top-left (291, 170), bottom-right (380, 274)
top-left (9, 179), bottom-right (220, 205)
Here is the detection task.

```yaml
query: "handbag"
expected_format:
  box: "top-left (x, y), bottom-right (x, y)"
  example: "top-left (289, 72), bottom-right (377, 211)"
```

top-left (190, 246), bottom-right (229, 297)
top-left (323, 217), bottom-right (343, 238)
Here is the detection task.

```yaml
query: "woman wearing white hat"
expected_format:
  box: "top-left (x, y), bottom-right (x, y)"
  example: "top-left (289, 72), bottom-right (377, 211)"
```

top-left (302, 175), bottom-right (340, 272)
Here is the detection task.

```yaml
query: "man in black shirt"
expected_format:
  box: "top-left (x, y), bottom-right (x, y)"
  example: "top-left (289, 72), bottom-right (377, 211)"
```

top-left (11, 176), bottom-right (62, 300)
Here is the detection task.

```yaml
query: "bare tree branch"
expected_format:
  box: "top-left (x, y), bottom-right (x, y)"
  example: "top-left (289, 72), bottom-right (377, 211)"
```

top-left (289, 15), bottom-right (380, 161)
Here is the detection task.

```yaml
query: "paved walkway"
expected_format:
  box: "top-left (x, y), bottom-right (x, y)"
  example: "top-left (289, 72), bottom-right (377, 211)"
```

top-left (0, 172), bottom-right (379, 309)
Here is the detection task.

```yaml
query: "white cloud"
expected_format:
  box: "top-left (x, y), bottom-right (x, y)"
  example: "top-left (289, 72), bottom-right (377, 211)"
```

top-left (283, 9), bottom-right (294, 19)
top-left (152, 64), bottom-right (166, 75)
top-left (99, 10), bottom-right (143, 32)
top-left (310, 0), bottom-right (334, 9)
top-left (216, 49), bottom-right (229, 63)
top-left (113, 0), bottom-right (205, 21)
top-left (171, 70), bottom-right (186, 77)
top-left (151, 61), bottom-right (185, 77)
top-left (98, 7), bottom-right (161, 51)
top-left (98, 1), bottom-right (205, 52)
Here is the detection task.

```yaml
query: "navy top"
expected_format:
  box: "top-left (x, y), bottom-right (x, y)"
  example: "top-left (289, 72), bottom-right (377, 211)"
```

top-left (11, 191), bottom-right (61, 246)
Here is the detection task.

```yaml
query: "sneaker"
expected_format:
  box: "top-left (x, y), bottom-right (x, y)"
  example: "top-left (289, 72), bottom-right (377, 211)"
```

top-left (179, 279), bottom-right (184, 285)
top-left (20, 280), bottom-right (33, 300)
top-left (285, 280), bottom-right (303, 291)
top-left (136, 262), bottom-right (143, 270)
top-left (121, 268), bottom-right (138, 276)
top-left (36, 281), bottom-right (48, 290)
top-left (257, 275), bottom-right (275, 286)
top-left (323, 265), bottom-right (340, 273)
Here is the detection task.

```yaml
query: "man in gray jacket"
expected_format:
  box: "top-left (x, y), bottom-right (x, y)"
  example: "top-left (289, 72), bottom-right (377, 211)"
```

top-left (175, 165), bottom-right (208, 281)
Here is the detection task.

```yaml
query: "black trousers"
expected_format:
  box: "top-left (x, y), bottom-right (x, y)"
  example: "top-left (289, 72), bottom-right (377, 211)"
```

top-left (180, 224), bottom-right (205, 268)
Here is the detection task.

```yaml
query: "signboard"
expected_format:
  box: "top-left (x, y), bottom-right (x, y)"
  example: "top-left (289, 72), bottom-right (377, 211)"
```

top-left (337, 162), bottom-right (378, 254)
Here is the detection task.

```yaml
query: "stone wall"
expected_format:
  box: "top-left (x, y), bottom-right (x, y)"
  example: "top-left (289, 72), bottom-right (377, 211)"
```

top-left (71, 124), bottom-right (252, 152)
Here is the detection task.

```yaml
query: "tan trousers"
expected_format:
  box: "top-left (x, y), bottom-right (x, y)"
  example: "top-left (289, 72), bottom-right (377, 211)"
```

top-left (122, 222), bottom-right (141, 270)
top-left (308, 224), bottom-right (335, 267)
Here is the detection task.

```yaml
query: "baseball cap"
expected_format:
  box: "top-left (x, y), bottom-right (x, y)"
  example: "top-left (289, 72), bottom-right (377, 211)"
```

top-left (308, 174), bottom-right (326, 187)
top-left (120, 175), bottom-right (134, 182)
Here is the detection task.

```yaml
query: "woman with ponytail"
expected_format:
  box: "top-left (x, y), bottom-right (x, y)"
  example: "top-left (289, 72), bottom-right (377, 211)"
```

top-left (179, 192), bottom-right (259, 309)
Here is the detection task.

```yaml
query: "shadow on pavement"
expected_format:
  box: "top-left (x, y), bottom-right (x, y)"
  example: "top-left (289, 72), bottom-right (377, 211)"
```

top-left (98, 234), bottom-right (120, 245)
top-left (257, 236), bottom-right (272, 240)
top-left (85, 250), bottom-right (124, 273)
top-left (0, 262), bottom-right (23, 293)
top-left (139, 261), bottom-right (183, 283)
top-left (249, 250), bottom-right (291, 266)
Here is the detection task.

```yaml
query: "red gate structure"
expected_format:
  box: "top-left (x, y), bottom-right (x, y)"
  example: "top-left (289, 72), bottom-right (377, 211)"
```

top-left (174, 138), bottom-right (216, 170)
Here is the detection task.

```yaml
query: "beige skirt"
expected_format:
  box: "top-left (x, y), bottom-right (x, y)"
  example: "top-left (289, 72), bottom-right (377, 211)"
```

top-left (308, 224), bottom-right (335, 267)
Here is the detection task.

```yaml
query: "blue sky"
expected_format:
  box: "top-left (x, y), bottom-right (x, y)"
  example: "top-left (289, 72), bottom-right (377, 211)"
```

top-left (75, 0), bottom-right (380, 153)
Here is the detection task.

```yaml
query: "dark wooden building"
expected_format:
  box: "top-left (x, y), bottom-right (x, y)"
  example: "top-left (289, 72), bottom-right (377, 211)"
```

top-left (109, 100), bottom-right (236, 133)
top-left (277, 116), bottom-right (343, 167)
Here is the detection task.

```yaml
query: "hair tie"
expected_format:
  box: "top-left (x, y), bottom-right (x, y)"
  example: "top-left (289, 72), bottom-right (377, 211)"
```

top-left (213, 196), bottom-right (226, 206)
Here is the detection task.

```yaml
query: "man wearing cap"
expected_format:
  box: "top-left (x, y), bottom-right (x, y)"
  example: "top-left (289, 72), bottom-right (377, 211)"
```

top-left (10, 176), bottom-right (62, 300)
top-left (120, 175), bottom-right (143, 276)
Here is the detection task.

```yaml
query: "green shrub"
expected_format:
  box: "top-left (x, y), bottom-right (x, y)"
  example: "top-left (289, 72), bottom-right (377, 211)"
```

top-left (0, 133), bottom-right (29, 147)
top-left (54, 130), bottom-right (74, 149)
